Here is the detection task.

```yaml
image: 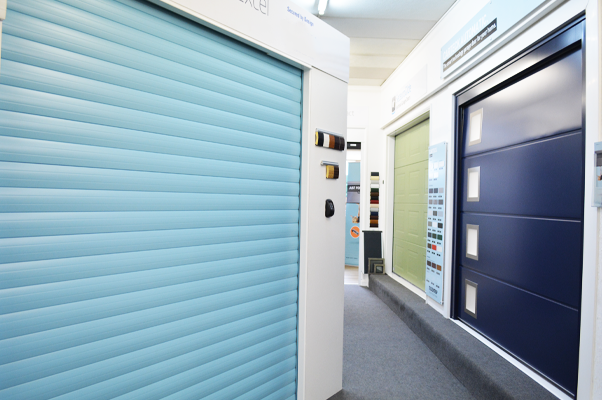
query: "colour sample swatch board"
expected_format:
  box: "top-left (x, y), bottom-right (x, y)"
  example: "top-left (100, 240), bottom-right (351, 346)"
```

top-left (370, 172), bottom-right (380, 227)
top-left (425, 142), bottom-right (447, 304)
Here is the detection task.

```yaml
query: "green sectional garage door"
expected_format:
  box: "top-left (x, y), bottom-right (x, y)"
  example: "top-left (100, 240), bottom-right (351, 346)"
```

top-left (393, 119), bottom-right (429, 291)
top-left (0, 0), bottom-right (301, 399)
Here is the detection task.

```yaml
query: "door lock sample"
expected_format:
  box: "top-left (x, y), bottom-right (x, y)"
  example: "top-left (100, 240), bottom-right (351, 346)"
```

top-left (594, 142), bottom-right (602, 206)
top-left (325, 199), bottom-right (335, 218)
top-left (321, 161), bottom-right (340, 179)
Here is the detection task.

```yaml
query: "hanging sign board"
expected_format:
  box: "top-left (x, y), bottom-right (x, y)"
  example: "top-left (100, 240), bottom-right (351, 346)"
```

top-left (441, 0), bottom-right (548, 78)
top-left (425, 142), bottom-right (447, 304)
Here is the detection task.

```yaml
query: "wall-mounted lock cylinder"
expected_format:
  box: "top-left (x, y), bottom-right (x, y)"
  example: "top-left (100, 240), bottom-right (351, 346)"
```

top-left (325, 199), bottom-right (335, 218)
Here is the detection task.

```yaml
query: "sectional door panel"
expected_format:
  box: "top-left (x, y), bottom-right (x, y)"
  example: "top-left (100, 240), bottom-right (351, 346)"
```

top-left (455, 23), bottom-right (584, 397)
top-left (0, 1), bottom-right (301, 399)
top-left (461, 49), bottom-right (583, 157)
top-left (393, 120), bottom-right (429, 290)
top-left (457, 267), bottom-right (581, 390)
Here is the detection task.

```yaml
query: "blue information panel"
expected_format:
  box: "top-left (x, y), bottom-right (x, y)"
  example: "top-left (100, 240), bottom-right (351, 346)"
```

top-left (426, 142), bottom-right (447, 304)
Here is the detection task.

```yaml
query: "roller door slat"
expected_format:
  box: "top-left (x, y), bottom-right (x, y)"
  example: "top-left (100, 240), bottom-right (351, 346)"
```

top-left (5, 8), bottom-right (300, 101)
top-left (0, 109), bottom-right (301, 160)
top-left (233, 375), bottom-right (297, 400)
top-left (152, 357), bottom-right (297, 400)
top-left (0, 85), bottom-right (301, 143)
top-left (108, 0), bottom-right (301, 78)
top-left (141, 344), bottom-right (297, 400)
top-left (0, 244), bottom-right (299, 289)
top-left (3, 35), bottom-right (301, 116)
top-left (1, 329), bottom-right (297, 399)
top-left (0, 136), bottom-right (300, 182)
top-left (62, 0), bottom-right (302, 87)
top-left (1, 276), bottom-right (298, 340)
top-left (204, 368), bottom-right (297, 400)
top-left (0, 188), bottom-right (300, 213)
top-left (0, 162), bottom-right (300, 196)
top-left (3, 291), bottom-right (298, 362)
top-left (0, 210), bottom-right (299, 238)
top-left (1, 309), bottom-right (297, 387)
top-left (2, 60), bottom-right (301, 129)
top-left (0, 263), bottom-right (298, 314)
top-left (0, 224), bottom-right (299, 264)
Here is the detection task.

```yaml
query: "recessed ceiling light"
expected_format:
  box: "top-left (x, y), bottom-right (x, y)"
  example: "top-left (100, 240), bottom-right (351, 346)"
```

top-left (318, 0), bottom-right (329, 15)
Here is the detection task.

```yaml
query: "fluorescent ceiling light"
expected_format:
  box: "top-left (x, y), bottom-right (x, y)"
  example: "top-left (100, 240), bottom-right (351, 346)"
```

top-left (318, 0), bottom-right (328, 15)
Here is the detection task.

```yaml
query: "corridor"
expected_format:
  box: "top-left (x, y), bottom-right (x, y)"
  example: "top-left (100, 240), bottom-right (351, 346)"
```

top-left (329, 285), bottom-right (474, 400)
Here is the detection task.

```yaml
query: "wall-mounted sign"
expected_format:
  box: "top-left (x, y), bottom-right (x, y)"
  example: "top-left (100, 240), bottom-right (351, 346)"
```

top-left (425, 142), bottom-right (447, 304)
top-left (286, 5), bottom-right (314, 26)
top-left (240, 0), bottom-right (269, 16)
top-left (594, 142), bottom-right (602, 207)
top-left (440, 0), bottom-right (548, 78)
top-left (390, 67), bottom-right (427, 117)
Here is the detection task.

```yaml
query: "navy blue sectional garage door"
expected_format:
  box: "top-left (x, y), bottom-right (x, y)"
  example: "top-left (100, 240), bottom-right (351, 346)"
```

top-left (455, 20), bottom-right (585, 397)
top-left (0, 0), bottom-right (302, 398)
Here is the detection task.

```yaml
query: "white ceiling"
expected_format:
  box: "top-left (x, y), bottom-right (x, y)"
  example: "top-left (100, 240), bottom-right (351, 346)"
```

top-left (290, 0), bottom-right (457, 86)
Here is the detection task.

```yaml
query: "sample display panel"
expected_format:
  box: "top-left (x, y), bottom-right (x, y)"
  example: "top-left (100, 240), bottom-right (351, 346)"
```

top-left (425, 142), bottom-right (447, 304)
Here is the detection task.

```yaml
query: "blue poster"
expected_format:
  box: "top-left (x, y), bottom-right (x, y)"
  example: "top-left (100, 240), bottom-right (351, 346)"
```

top-left (345, 162), bottom-right (361, 266)
top-left (345, 203), bottom-right (360, 266)
top-left (425, 143), bottom-right (447, 304)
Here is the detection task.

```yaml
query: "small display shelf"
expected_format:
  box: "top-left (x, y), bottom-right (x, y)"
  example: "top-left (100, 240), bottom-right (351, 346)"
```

top-left (370, 172), bottom-right (379, 228)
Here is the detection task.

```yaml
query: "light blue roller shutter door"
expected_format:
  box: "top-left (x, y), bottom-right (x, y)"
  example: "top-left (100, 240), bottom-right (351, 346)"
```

top-left (0, 0), bottom-right (301, 399)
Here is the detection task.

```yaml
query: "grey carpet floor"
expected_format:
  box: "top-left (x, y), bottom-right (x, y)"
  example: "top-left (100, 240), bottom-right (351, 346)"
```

top-left (329, 285), bottom-right (474, 400)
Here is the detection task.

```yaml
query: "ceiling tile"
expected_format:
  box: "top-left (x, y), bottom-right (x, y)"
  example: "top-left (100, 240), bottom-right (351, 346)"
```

top-left (321, 18), bottom-right (435, 39)
top-left (350, 38), bottom-right (419, 56)
top-left (288, 0), bottom-right (458, 87)
top-left (350, 55), bottom-right (406, 69)
top-left (325, 0), bottom-right (456, 20)
top-left (348, 78), bottom-right (386, 86)
top-left (350, 67), bottom-right (395, 79)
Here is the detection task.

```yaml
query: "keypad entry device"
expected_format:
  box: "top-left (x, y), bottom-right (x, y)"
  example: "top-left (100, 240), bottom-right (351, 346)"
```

top-left (426, 142), bottom-right (447, 304)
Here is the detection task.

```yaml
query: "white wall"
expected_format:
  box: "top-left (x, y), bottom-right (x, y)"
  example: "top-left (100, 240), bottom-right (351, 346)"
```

top-left (297, 69), bottom-right (348, 400)
top-left (353, 0), bottom-right (600, 398)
